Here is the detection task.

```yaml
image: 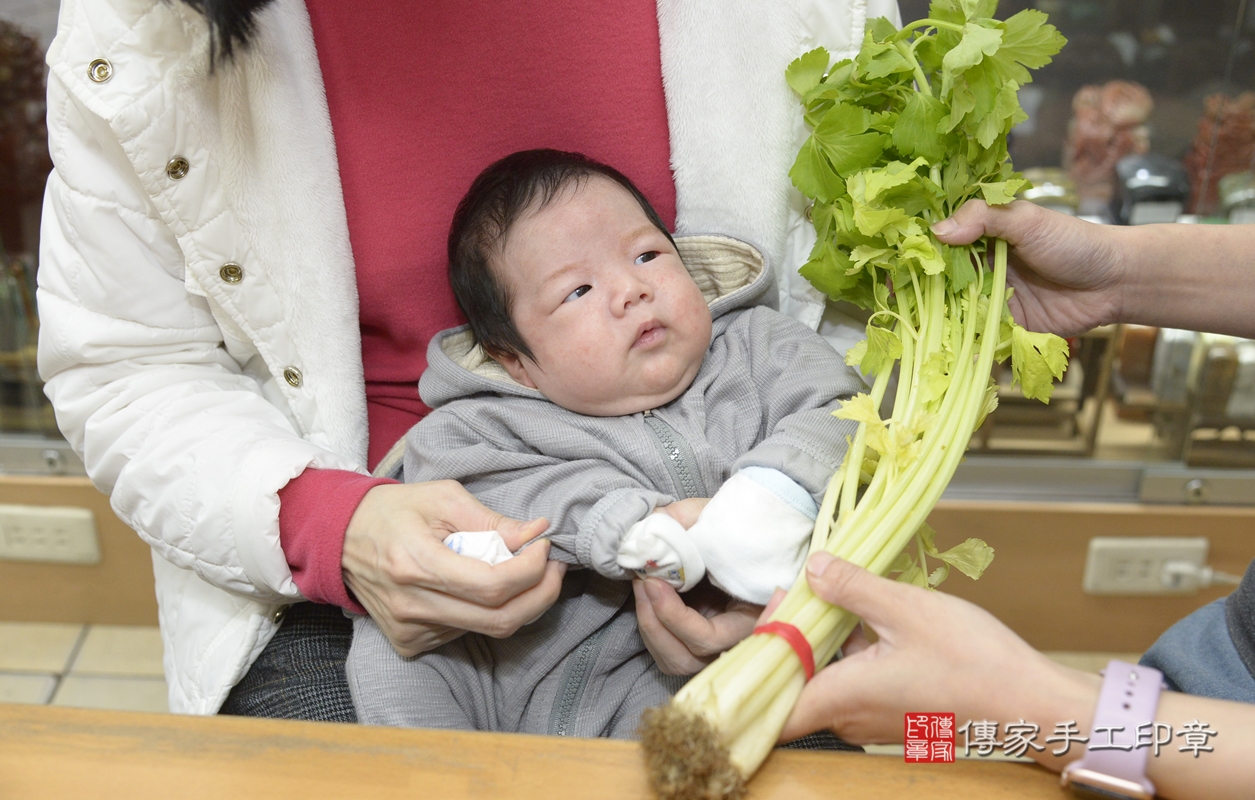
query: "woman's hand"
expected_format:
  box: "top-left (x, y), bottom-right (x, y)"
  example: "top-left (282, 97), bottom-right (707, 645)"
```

top-left (341, 481), bottom-right (567, 657)
top-left (633, 578), bottom-right (762, 675)
top-left (932, 199), bottom-right (1126, 337)
top-left (780, 552), bottom-right (1096, 749)
top-left (638, 497), bottom-right (755, 675)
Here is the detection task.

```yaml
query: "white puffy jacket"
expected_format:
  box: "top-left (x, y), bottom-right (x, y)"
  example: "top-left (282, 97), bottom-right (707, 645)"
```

top-left (37, 0), bottom-right (899, 714)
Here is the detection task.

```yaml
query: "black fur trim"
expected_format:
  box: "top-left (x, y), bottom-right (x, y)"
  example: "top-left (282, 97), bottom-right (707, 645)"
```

top-left (176, 0), bottom-right (276, 68)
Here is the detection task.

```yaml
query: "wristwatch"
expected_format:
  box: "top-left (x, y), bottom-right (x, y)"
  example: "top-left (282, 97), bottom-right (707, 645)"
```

top-left (1060, 660), bottom-right (1165, 800)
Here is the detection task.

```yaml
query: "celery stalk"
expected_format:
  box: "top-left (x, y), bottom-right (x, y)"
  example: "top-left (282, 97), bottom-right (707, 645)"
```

top-left (640, 5), bottom-right (1070, 798)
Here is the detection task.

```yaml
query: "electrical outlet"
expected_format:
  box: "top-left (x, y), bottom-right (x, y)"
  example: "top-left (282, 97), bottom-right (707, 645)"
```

top-left (1082, 537), bottom-right (1209, 595)
top-left (0, 504), bottom-right (100, 565)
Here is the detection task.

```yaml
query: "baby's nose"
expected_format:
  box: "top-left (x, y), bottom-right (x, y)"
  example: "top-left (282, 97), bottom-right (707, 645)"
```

top-left (617, 275), bottom-right (652, 309)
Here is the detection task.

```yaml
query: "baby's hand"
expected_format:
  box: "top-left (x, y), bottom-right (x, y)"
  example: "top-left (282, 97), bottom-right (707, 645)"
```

top-left (686, 468), bottom-right (817, 605)
top-left (616, 511), bottom-right (706, 591)
top-left (655, 497), bottom-right (711, 529)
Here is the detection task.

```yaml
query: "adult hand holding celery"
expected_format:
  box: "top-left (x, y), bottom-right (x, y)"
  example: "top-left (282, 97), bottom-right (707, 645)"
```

top-left (640, 2), bottom-right (1067, 797)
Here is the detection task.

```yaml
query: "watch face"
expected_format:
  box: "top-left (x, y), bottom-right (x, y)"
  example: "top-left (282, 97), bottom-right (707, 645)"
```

top-left (1065, 769), bottom-right (1154, 800)
top-left (1069, 782), bottom-right (1140, 800)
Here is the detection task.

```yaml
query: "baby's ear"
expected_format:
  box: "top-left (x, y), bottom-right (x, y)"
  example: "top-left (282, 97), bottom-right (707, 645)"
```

top-left (492, 350), bottom-right (539, 389)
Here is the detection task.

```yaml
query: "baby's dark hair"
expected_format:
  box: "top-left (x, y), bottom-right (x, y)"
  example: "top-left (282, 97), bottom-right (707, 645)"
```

top-left (448, 149), bottom-right (675, 362)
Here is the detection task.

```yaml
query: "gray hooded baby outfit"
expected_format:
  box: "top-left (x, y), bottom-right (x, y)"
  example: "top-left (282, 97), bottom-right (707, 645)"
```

top-left (347, 235), bottom-right (864, 736)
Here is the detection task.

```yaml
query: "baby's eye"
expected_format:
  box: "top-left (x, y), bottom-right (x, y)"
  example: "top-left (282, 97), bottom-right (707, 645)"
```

top-left (634, 251), bottom-right (659, 265)
top-left (563, 285), bottom-right (592, 303)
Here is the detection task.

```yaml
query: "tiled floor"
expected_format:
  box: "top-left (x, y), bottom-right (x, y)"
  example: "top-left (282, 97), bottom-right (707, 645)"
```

top-left (0, 622), bottom-right (167, 712)
top-left (861, 651), bottom-right (1143, 760)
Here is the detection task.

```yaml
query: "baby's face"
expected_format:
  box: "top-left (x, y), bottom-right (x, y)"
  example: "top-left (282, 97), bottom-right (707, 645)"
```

top-left (493, 176), bottom-right (712, 416)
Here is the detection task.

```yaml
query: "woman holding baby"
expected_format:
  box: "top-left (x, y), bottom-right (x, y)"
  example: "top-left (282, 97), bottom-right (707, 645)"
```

top-left (38, 0), bottom-right (895, 721)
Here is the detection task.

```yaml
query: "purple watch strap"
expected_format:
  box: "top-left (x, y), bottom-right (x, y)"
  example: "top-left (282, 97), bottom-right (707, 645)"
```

top-left (1063, 660), bottom-right (1164, 798)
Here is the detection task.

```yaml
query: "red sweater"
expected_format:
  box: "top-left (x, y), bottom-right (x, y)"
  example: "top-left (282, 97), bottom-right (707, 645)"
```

top-left (279, 0), bottom-right (676, 608)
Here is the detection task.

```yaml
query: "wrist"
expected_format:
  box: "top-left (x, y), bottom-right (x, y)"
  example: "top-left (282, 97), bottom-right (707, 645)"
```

top-left (946, 649), bottom-right (1099, 771)
top-left (1026, 661), bottom-right (1102, 772)
top-left (280, 469), bottom-right (392, 612)
top-left (1103, 225), bottom-right (1136, 328)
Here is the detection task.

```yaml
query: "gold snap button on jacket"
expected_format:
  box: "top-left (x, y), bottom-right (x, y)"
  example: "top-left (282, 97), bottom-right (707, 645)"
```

top-left (88, 58), bottom-right (113, 83)
top-left (283, 366), bottom-right (303, 388)
top-left (272, 606), bottom-right (288, 625)
top-left (166, 156), bottom-right (190, 180)
top-left (804, 204), bottom-right (814, 222)
top-left (219, 262), bottom-right (244, 284)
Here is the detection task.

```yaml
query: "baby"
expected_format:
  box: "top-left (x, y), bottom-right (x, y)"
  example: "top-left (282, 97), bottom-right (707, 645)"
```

top-left (346, 149), bottom-right (864, 736)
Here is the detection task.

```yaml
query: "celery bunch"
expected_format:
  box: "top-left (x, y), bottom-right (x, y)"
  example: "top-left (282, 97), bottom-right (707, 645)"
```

top-left (640, 3), bottom-right (1067, 797)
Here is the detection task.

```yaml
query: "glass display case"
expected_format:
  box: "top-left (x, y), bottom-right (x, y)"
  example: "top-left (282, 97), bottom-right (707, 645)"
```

top-left (3, 1), bottom-right (1255, 497)
top-left (0, 3), bottom-right (81, 473)
top-left (897, 0), bottom-right (1255, 506)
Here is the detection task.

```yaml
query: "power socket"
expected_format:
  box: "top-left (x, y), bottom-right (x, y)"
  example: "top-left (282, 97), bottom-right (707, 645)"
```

top-left (0, 504), bottom-right (100, 565)
top-left (1082, 537), bottom-right (1209, 595)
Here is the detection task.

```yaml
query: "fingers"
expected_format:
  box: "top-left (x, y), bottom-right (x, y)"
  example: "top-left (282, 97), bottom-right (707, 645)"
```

top-left (472, 559), bottom-right (566, 637)
top-left (405, 558), bottom-right (567, 639)
top-left (779, 661), bottom-right (851, 742)
top-left (386, 623), bottom-right (463, 658)
top-left (804, 552), bottom-right (917, 630)
top-left (643, 578), bottom-right (758, 661)
top-left (841, 622), bottom-right (872, 657)
top-left (643, 578), bottom-right (723, 656)
top-left (705, 602), bottom-right (759, 650)
top-left (427, 536), bottom-right (554, 606)
top-left (757, 587), bottom-right (788, 625)
top-left (498, 517), bottom-right (550, 552)
top-left (425, 480), bottom-right (549, 550)
top-left (931, 198), bottom-right (1038, 247)
top-left (656, 497), bottom-right (711, 529)
top-left (358, 559), bottom-right (566, 654)
top-left (929, 199), bottom-right (992, 244)
top-left (633, 580), bottom-right (708, 675)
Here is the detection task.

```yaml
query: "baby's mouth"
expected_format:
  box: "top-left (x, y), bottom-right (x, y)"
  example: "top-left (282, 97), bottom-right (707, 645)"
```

top-left (634, 321), bottom-right (666, 349)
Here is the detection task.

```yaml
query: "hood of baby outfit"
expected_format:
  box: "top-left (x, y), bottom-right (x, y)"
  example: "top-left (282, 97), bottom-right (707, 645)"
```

top-left (419, 234), bottom-right (775, 409)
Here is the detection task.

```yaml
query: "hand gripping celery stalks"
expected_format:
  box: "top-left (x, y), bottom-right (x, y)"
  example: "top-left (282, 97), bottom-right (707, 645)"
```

top-left (639, 3), bottom-right (1067, 797)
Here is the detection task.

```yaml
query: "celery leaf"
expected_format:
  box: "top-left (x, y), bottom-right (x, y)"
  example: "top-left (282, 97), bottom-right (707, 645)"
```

top-left (859, 325), bottom-right (904, 376)
top-left (813, 103), bottom-right (886, 176)
top-left (799, 240), bottom-right (861, 300)
top-left (995, 10), bottom-right (1066, 77)
top-left (863, 159), bottom-right (929, 202)
top-left (979, 178), bottom-right (1027, 205)
top-left (786, 47), bottom-right (831, 98)
top-left (935, 538), bottom-right (995, 580)
top-left (900, 233), bottom-right (947, 275)
top-left (892, 94), bottom-right (948, 163)
top-left (1010, 324), bottom-right (1069, 401)
top-left (942, 23), bottom-right (1002, 74)
top-left (943, 244), bottom-right (977, 291)
top-left (790, 138), bottom-right (846, 203)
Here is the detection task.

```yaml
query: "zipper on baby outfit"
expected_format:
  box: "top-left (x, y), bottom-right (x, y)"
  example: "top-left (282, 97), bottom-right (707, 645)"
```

top-left (549, 411), bottom-right (706, 736)
top-left (642, 409), bottom-right (707, 500)
top-left (549, 623), bottom-right (611, 737)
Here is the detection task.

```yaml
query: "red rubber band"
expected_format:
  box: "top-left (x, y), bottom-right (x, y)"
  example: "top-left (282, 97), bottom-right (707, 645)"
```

top-left (753, 621), bottom-right (815, 681)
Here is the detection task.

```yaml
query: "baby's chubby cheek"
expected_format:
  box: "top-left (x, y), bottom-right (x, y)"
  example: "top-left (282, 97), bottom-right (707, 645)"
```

top-left (539, 336), bottom-right (612, 394)
top-left (565, 336), bottom-right (604, 372)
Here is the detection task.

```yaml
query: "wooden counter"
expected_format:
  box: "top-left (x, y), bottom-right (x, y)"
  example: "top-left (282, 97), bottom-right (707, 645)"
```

top-left (0, 704), bottom-right (1062, 799)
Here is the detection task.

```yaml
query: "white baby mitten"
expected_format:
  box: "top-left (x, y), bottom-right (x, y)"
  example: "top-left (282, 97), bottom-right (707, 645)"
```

top-left (615, 511), bottom-right (706, 591)
top-left (442, 530), bottom-right (514, 566)
top-left (685, 467), bottom-right (818, 605)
